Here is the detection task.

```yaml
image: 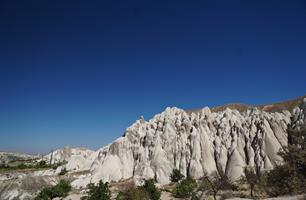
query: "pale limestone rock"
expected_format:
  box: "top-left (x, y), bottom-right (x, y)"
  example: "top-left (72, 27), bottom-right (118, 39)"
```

top-left (85, 102), bottom-right (305, 185)
top-left (52, 99), bottom-right (306, 187)
top-left (44, 147), bottom-right (95, 172)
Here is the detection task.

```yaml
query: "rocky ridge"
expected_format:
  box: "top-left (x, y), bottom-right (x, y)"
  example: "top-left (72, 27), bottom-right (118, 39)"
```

top-left (1, 96), bottom-right (305, 200)
top-left (45, 147), bottom-right (95, 172)
top-left (70, 96), bottom-right (306, 187)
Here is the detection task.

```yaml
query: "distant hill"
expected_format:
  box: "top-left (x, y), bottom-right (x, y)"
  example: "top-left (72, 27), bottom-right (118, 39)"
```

top-left (0, 152), bottom-right (40, 164)
top-left (187, 94), bottom-right (306, 113)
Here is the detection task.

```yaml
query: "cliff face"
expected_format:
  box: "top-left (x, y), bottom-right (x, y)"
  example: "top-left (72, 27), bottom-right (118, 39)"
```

top-left (85, 98), bottom-right (306, 185)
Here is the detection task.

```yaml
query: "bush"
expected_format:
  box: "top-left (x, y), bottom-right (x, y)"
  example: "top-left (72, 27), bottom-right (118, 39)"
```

top-left (172, 178), bottom-right (197, 198)
top-left (82, 180), bottom-right (111, 200)
top-left (35, 160), bottom-right (47, 168)
top-left (59, 167), bottom-right (68, 176)
top-left (170, 169), bottom-right (184, 183)
top-left (266, 164), bottom-right (303, 196)
top-left (197, 172), bottom-right (234, 200)
top-left (16, 163), bottom-right (28, 169)
top-left (34, 180), bottom-right (71, 200)
top-left (141, 179), bottom-right (161, 200)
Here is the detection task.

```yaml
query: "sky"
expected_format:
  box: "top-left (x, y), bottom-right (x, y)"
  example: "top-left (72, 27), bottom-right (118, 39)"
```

top-left (0, 0), bottom-right (306, 154)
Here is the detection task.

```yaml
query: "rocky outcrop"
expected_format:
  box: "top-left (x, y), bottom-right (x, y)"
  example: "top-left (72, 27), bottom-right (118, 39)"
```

top-left (40, 97), bottom-right (306, 188)
top-left (0, 174), bottom-right (58, 200)
top-left (45, 147), bottom-right (95, 172)
top-left (291, 98), bottom-right (306, 129)
top-left (69, 98), bottom-right (305, 187)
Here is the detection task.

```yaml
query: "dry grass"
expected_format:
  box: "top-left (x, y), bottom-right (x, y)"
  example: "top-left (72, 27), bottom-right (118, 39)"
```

top-left (187, 94), bottom-right (306, 114)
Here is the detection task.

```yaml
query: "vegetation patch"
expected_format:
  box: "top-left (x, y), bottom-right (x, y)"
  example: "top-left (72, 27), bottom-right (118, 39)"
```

top-left (34, 180), bottom-right (71, 200)
top-left (170, 169), bottom-right (184, 183)
top-left (81, 180), bottom-right (111, 200)
top-left (0, 160), bottom-right (67, 173)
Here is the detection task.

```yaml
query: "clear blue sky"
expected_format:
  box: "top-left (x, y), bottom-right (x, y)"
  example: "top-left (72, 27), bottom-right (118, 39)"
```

top-left (0, 0), bottom-right (306, 154)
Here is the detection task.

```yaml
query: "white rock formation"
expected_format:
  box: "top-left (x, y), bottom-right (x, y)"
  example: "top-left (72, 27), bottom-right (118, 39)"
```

top-left (45, 147), bottom-right (95, 172)
top-left (1, 97), bottom-right (306, 199)
top-left (71, 98), bottom-right (305, 186)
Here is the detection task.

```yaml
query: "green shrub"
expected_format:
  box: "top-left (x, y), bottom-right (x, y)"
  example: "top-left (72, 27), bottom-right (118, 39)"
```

top-left (170, 169), bottom-right (184, 183)
top-left (34, 180), bottom-right (71, 200)
top-left (82, 180), bottom-right (111, 200)
top-left (141, 179), bottom-right (161, 200)
top-left (59, 167), bottom-right (68, 176)
top-left (35, 160), bottom-right (47, 168)
top-left (0, 159), bottom-right (67, 172)
top-left (172, 178), bottom-right (197, 198)
top-left (16, 163), bottom-right (28, 169)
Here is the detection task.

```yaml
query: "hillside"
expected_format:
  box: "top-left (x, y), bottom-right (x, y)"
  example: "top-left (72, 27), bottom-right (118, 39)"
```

top-left (187, 95), bottom-right (306, 113)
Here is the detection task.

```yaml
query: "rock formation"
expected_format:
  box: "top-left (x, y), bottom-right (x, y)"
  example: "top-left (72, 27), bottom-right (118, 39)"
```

top-left (70, 97), bottom-right (306, 187)
top-left (1, 96), bottom-right (306, 200)
top-left (45, 147), bottom-right (95, 172)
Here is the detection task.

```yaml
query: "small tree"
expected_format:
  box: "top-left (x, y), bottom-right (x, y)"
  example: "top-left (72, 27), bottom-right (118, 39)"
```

top-left (170, 168), bottom-right (184, 183)
top-left (243, 166), bottom-right (259, 197)
top-left (199, 176), bottom-right (219, 200)
top-left (172, 178), bottom-right (197, 198)
top-left (82, 180), bottom-right (111, 200)
top-left (197, 172), bottom-right (233, 200)
top-left (141, 179), bottom-right (161, 200)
